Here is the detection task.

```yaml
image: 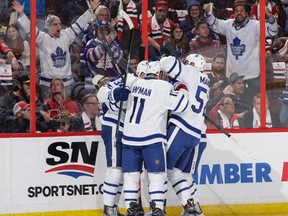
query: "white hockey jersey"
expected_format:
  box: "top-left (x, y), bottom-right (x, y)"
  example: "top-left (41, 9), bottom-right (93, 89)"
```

top-left (205, 14), bottom-right (278, 80)
top-left (17, 10), bottom-right (93, 86)
top-left (122, 74), bottom-right (188, 146)
top-left (97, 76), bottom-right (125, 131)
top-left (160, 56), bottom-right (210, 139)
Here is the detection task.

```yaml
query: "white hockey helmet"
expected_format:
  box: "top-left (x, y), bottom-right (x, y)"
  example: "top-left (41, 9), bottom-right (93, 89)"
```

top-left (136, 60), bottom-right (148, 77)
top-left (147, 61), bottom-right (161, 76)
top-left (185, 54), bottom-right (206, 71)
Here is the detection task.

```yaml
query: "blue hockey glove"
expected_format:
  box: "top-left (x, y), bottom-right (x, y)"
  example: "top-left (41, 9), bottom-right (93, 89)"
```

top-left (110, 87), bottom-right (130, 103)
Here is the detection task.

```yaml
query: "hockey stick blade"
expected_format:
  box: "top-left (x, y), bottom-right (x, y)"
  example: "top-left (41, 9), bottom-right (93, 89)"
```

top-left (230, 135), bottom-right (258, 161)
top-left (119, 9), bottom-right (134, 30)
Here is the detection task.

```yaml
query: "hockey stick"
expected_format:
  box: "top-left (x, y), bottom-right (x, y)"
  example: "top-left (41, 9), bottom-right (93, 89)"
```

top-left (118, 10), bottom-right (134, 78)
top-left (205, 115), bottom-right (257, 160)
top-left (204, 115), bottom-right (231, 137)
top-left (114, 10), bottom-right (135, 146)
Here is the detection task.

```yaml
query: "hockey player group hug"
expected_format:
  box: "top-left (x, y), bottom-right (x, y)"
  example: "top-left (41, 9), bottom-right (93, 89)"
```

top-left (97, 53), bottom-right (209, 216)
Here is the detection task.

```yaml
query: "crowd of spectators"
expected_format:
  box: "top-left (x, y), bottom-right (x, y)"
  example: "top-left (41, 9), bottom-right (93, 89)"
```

top-left (0, 0), bottom-right (288, 133)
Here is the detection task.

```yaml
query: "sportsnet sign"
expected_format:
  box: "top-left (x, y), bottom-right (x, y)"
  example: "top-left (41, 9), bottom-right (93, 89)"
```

top-left (26, 140), bottom-right (103, 198)
top-left (27, 183), bottom-right (104, 198)
top-left (45, 141), bottom-right (99, 178)
top-left (7, 136), bottom-right (107, 211)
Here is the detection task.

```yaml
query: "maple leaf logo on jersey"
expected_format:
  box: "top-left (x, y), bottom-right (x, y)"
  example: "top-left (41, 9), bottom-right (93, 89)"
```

top-left (230, 37), bottom-right (245, 60)
top-left (51, 47), bottom-right (67, 68)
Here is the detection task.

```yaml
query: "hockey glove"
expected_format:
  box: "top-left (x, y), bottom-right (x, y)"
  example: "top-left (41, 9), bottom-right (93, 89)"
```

top-left (109, 87), bottom-right (130, 103)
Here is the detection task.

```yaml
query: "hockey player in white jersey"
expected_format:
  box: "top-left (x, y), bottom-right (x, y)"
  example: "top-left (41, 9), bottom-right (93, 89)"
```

top-left (97, 76), bottom-right (130, 216)
top-left (121, 61), bottom-right (188, 216)
top-left (160, 54), bottom-right (209, 216)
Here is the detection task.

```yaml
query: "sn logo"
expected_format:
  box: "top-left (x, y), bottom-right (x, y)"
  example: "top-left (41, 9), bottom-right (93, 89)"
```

top-left (45, 141), bottom-right (99, 178)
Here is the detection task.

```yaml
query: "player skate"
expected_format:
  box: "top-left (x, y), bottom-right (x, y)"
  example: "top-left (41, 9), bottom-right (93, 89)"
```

top-left (181, 198), bottom-right (203, 216)
top-left (144, 201), bottom-right (155, 216)
top-left (144, 201), bottom-right (166, 216)
top-left (103, 205), bottom-right (124, 216)
top-left (150, 205), bottom-right (166, 216)
top-left (125, 202), bottom-right (144, 216)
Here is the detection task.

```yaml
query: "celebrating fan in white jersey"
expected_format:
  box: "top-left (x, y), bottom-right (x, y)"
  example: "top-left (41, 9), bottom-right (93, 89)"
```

top-left (160, 54), bottom-right (209, 216)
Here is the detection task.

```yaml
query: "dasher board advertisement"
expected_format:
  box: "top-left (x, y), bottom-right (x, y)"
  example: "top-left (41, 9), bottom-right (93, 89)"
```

top-left (0, 133), bottom-right (288, 214)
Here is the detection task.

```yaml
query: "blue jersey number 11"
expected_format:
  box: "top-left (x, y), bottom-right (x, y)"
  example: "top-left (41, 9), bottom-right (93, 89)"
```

top-left (129, 97), bottom-right (145, 124)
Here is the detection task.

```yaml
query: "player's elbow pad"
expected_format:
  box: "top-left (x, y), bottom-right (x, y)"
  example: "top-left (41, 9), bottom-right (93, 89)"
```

top-left (160, 56), bottom-right (177, 76)
top-left (173, 93), bottom-right (189, 113)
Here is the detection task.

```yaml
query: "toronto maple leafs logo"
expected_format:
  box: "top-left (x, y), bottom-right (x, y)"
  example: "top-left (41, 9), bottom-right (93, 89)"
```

top-left (51, 47), bottom-right (67, 68)
top-left (230, 37), bottom-right (246, 60)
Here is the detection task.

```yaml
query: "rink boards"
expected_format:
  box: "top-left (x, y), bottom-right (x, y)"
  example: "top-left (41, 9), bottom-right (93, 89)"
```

top-left (0, 132), bottom-right (288, 216)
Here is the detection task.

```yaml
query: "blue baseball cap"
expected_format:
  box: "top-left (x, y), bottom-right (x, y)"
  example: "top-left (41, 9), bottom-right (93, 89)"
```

top-left (95, 19), bottom-right (109, 28)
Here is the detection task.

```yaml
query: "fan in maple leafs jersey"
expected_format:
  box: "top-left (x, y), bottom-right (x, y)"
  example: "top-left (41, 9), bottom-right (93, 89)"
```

top-left (203, 0), bottom-right (278, 97)
top-left (13, 0), bottom-right (100, 99)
